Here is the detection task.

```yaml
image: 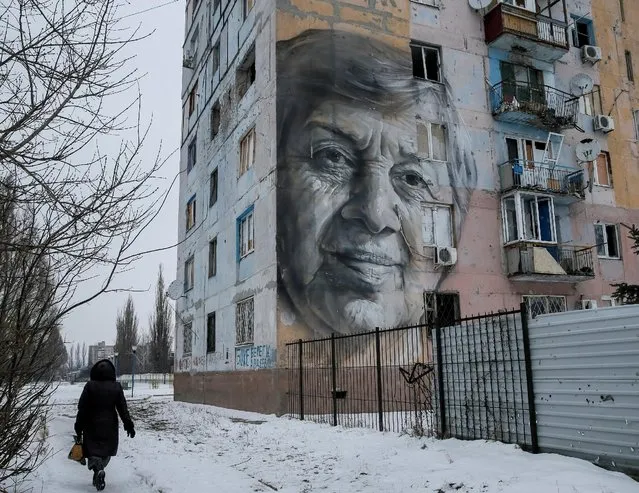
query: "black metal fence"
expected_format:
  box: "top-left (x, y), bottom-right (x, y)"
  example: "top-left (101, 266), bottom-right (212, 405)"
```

top-left (286, 304), bottom-right (538, 451)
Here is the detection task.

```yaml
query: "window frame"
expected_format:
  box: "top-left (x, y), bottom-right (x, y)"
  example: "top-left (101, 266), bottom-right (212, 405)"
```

top-left (523, 295), bottom-right (567, 318)
top-left (579, 85), bottom-right (602, 116)
top-left (237, 206), bottom-right (255, 260)
top-left (416, 121), bottom-right (447, 162)
top-left (211, 40), bottom-right (220, 76)
top-left (593, 151), bottom-right (612, 187)
top-left (626, 50), bottom-right (635, 82)
top-left (187, 137), bottom-right (197, 173)
top-left (186, 194), bottom-right (197, 231)
top-left (184, 255), bottom-right (195, 292)
top-left (410, 43), bottom-right (442, 83)
top-left (633, 109), bottom-right (639, 140)
top-left (422, 203), bottom-right (454, 247)
top-left (209, 168), bottom-right (218, 207)
top-left (235, 296), bottom-right (254, 345)
top-left (208, 236), bottom-right (217, 278)
top-left (572, 16), bottom-right (595, 48)
top-left (183, 321), bottom-right (193, 355)
top-left (594, 223), bottom-right (621, 259)
top-left (243, 0), bottom-right (255, 19)
top-left (239, 127), bottom-right (256, 176)
top-left (188, 81), bottom-right (198, 116)
top-left (206, 312), bottom-right (216, 353)
top-left (502, 192), bottom-right (557, 245)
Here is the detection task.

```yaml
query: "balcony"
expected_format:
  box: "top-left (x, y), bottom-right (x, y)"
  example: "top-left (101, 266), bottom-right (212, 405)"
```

top-left (490, 81), bottom-right (579, 130)
top-left (484, 2), bottom-right (569, 62)
top-left (499, 160), bottom-right (585, 202)
top-left (506, 242), bottom-right (595, 283)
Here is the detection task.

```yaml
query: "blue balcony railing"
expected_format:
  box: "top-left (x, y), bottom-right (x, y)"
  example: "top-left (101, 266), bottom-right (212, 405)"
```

top-left (498, 160), bottom-right (585, 199)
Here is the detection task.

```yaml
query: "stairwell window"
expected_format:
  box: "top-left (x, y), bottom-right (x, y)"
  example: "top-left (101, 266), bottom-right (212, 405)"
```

top-left (626, 50), bottom-right (634, 82)
top-left (411, 44), bottom-right (441, 83)
top-left (239, 127), bottom-right (255, 176)
top-left (237, 206), bottom-right (254, 259)
top-left (206, 312), bottom-right (216, 353)
top-left (183, 322), bottom-right (193, 355)
top-left (187, 137), bottom-right (197, 172)
top-left (236, 297), bottom-right (254, 345)
top-left (184, 256), bottom-right (195, 292)
top-left (416, 121), bottom-right (447, 161)
top-left (208, 237), bottom-right (217, 277)
top-left (593, 152), bottom-right (612, 187)
top-left (186, 195), bottom-right (196, 231)
top-left (595, 223), bottom-right (620, 259)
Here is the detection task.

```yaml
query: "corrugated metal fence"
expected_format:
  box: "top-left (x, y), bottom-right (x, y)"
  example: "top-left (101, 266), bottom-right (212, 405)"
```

top-left (528, 305), bottom-right (639, 475)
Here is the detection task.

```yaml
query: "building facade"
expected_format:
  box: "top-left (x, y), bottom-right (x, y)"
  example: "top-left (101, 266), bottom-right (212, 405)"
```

top-left (88, 341), bottom-right (115, 366)
top-left (174, 0), bottom-right (639, 413)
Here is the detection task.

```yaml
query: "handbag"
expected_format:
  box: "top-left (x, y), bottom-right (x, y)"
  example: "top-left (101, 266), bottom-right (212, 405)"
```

top-left (68, 435), bottom-right (86, 465)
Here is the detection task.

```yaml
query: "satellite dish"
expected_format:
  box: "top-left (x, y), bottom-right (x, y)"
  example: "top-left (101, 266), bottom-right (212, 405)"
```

top-left (569, 73), bottom-right (594, 96)
top-left (575, 138), bottom-right (602, 162)
top-left (166, 280), bottom-right (182, 301)
top-left (468, 0), bottom-right (491, 10)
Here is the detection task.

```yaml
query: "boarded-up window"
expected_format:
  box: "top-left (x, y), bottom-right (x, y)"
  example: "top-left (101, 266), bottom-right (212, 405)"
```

top-left (236, 297), bottom-right (254, 345)
top-left (594, 152), bottom-right (612, 187)
top-left (239, 127), bottom-right (255, 175)
top-left (422, 204), bottom-right (452, 247)
top-left (417, 121), bottom-right (447, 161)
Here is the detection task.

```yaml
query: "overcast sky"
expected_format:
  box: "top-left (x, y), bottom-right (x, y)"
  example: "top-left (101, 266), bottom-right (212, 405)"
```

top-left (62, 0), bottom-right (184, 350)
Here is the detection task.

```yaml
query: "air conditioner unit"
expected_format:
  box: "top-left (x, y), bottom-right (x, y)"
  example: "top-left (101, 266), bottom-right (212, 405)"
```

top-left (581, 299), bottom-right (598, 310)
top-left (593, 114), bottom-right (615, 133)
top-left (435, 246), bottom-right (458, 266)
top-left (182, 51), bottom-right (195, 69)
top-left (581, 45), bottom-right (602, 64)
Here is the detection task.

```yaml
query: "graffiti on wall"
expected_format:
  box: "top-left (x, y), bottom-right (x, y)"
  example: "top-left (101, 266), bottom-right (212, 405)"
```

top-left (235, 345), bottom-right (276, 369)
top-left (275, 29), bottom-right (477, 338)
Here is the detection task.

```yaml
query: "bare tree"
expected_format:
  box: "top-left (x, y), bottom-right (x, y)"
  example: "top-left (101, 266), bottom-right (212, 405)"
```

top-left (114, 295), bottom-right (139, 375)
top-left (74, 344), bottom-right (81, 371)
top-left (149, 265), bottom-right (173, 373)
top-left (0, 0), bottom-right (173, 486)
top-left (67, 344), bottom-right (74, 373)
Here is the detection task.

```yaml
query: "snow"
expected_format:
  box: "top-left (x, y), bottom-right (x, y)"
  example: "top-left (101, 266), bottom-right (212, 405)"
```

top-left (14, 383), bottom-right (639, 492)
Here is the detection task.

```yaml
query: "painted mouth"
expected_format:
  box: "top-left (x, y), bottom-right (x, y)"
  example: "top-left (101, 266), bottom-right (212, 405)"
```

top-left (329, 249), bottom-right (400, 267)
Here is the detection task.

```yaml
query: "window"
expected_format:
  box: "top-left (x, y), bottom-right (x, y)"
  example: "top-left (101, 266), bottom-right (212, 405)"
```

top-left (188, 81), bottom-right (198, 116)
top-left (208, 237), bottom-right (217, 277)
top-left (593, 152), bottom-right (612, 187)
top-left (572, 17), bottom-right (595, 47)
top-left (209, 168), bottom-right (218, 206)
top-left (595, 223), bottom-right (620, 258)
top-left (502, 193), bottom-right (556, 244)
top-left (500, 62), bottom-right (544, 104)
top-left (184, 256), bottom-right (195, 291)
top-left (634, 110), bottom-right (639, 140)
top-left (210, 102), bottom-right (221, 139)
top-left (243, 0), bottom-right (255, 18)
top-left (626, 50), bottom-right (634, 82)
top-left (189, 25), bottom-right (199, 64)
top-left (424, 292), bottom-right (460, 328)
top-left (502, 0), bottom-right (536, 12)
top-left (239, 127), bottom-right (255, 175)
top-left (422, 204), bottom-right (453, 247)
top-left (523, 295), bottom-right (566, 318)
top-left (411, 44), bottom-right (441, 82)
top-left (601, 295), bottom-right (619, 307)
top-left (237, 207), bottom-right (254, 259)
top-left (206, 312), bottom-right (216, 353)
top-left (183, 322), bottom-right (192, 355)
top-left (416, 121), bottom-right (447, 161)
top-left (187, 137), bottom-right (197, 172)
top-left (186, 195), bottom-right (196, 231)
top-left (236, 297), bottom-right (254, 345)
top-left (620, 0), bottom-right (625, 21)
top-left (211, 41), bottom-right (220, 75)
top-left (237, 46), bottom-right (256, 99)
top-left (579, 85), bottom-right (602, 116)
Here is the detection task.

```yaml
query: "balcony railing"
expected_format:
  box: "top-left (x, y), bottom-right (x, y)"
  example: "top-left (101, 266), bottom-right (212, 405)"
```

top-left (506, 242), bottom-right (595, 282)
top-left (485, 2), bottom-right (569, 52)
top-left (499, 160), bottom-right (585, 199)
top-left (490, 81), bottom-right (579, 130)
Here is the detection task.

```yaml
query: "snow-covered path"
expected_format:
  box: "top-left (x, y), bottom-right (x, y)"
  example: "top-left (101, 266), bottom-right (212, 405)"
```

top-left (21, 383), bottom-right (639, 492)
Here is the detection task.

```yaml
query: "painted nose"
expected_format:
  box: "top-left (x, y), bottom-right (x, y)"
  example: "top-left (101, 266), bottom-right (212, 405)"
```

top-left (340, 169), bottom-right (401, 234)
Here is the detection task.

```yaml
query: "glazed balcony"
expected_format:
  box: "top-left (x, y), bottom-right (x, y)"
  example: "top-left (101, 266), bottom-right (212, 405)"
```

top-left (490, 81), bottom-right (579, 130)
top-left (499, 160), bottom-right (585, 202)
top-left (505, 242), bottom-right (595, 283)
top-left (484, 2), bottom-right (569, 62)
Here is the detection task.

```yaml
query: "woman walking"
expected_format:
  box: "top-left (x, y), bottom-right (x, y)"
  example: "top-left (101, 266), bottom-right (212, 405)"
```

top-left (74, 359), bottom-right (135, 491)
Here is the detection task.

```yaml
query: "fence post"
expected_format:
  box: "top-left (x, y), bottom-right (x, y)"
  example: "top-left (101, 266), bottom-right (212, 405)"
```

top-left (434, 323), bottom-right (447, 438)
top-left (375, 327), bottom-right (384, 432)
top-left (520, 302), bottom-right (539, 453)
top-left (298, 339), bottom-right (304, 421)
top-left (331, 333), bottom-right (337, 427)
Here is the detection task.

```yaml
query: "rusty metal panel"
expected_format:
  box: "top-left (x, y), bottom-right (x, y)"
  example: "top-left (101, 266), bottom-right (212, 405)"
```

top-left (528, 305), bottom-right (639, 476)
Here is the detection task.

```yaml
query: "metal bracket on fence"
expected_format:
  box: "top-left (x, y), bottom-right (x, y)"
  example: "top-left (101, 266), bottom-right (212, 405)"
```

top-left (399, 362), bottom-right (434, 384)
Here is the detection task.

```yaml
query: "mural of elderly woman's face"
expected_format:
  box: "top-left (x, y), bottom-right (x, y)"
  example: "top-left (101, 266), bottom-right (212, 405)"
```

top-left (277, 30), bottom-right (473, 336)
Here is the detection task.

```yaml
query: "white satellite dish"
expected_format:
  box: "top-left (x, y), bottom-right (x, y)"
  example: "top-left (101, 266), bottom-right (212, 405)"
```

top-left (575, 138), bottom-right (602, 162)
top-left (166, 280), bottom-right (182, 301)
top-left (468, 0), bottom-right (491, 11)
top-left (569, 73), bottom-right (594, 96)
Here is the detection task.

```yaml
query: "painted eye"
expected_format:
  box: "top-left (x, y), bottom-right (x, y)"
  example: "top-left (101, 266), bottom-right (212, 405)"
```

top-left (314, 146), bottom-right (354, 169)
top-left (403, 172), bottom-right (427, 188)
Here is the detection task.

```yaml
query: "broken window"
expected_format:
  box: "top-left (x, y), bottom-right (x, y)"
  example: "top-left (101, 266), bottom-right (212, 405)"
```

top-left (424, 292), bottom-right (460, 328)
top-left (183, 322), bottom-right (193, 355)
top-left (236, 297), bottom-right (254, 345)
top-left (211, 40), bottom-right (220, 75)
top-left (209, 168), bottom-right (218, 206)
top-left (186, 195), bottom-right (196, 231)
top-left (422, 204), bottom-right (453, 247)
top-left (207, 312), bottom-right (216, 353)
top-left (579, 85), bottom-right (602, 116)
top-left (572, 17), bottom-right (595, 47)
top-left (208, 237), bottom-right (217, 277)
top-left (626, 50), bottom-right (634, 82)
top-left (237, 46), bottom-right (256, 99)
top-left (239, 127), bottom-right (255, 175)
top-left (595, 223), bottom-right (620, 258)
top-left (502, 196), bottom-right (519, 243)
top-left (594, 152), bottom-right (612, 187)
top-left (188, 81), bottom-right (198, 116)
top-left (238, 208), bottom-right (254, 258)
top-left (210, 101), bottom-right (221, 139)
top-left (411, 44), bottom-right (441, 82)
top-left (502, 193), bottom-right (556, 244)
top-left (187, 137), bottom-right (197, 172)
top-left (243, 0), bottom-right (255, 18)
top-left (184, 256), bottom-right (195, 292)
top-left (416, 121), bottom-right (447, 161)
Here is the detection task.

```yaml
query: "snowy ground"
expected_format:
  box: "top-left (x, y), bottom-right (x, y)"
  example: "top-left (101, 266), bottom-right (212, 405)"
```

top-left (15, 382), bottom-right (639, 492)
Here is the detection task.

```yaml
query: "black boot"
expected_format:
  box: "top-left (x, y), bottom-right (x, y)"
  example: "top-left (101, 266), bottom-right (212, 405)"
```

top-left (92, 468), bottom-right (98, 487)
top-left (95, 469), bottom-right (105, 491)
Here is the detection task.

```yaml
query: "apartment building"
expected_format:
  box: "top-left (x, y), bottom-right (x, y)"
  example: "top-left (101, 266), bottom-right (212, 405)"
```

top-left (174, 0), bottom-right (639, 413)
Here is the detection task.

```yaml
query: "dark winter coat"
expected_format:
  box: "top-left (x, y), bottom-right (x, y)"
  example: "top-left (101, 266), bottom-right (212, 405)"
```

top-left (74, 359), bottom-right (134, 458)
